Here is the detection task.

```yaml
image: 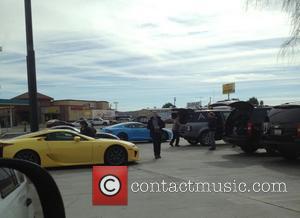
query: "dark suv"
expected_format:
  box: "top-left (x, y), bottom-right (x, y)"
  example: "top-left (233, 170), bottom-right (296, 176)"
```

top-left (223, 101), bottom-right (271, 153)
top-left (262, 102), bottom-right (300, 159)
top-left (173, 108), bottom-right (231, 146)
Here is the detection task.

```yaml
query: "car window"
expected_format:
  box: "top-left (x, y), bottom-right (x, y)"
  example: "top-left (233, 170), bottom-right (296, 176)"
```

top-left (220, 111), bottom-right (231, 121)
top-left (46, 132), bottom-right (76, 141)
top-left (269, 108), bottom-right (300, 123)
top-left (136, 124), bottom-right (146, 128)
top-left (187, 112), bottom-right (207, 123)
top-left (125, 124), bottom-right (136, 128)
top-left (0, 168), bottom-right (19, 199)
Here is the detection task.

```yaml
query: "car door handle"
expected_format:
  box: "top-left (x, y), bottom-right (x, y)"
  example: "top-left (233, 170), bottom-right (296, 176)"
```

top-left (25, 198), bottom-right (32, 207)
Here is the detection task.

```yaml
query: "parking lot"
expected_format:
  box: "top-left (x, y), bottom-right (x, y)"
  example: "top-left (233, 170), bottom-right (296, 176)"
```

top-left (49, 139), bottom-right (300, 218)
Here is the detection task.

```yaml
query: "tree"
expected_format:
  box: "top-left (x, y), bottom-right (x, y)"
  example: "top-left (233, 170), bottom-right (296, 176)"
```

top-left (162, 102), bottom-right (175, 108)
top-left (247, 97), bottom-right (259, 106)
top-left (248, 0), bottom-right (300, 51)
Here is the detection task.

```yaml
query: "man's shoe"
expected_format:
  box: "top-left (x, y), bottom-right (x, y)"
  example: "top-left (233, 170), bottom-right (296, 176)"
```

top-left (209, 147), bottom-right (216, 151)
top-left (169, 143), bottom-right (174, 147)
top-left (158, 155), bottom-right (161, 159)
top-left (175, 144), bottom-right (180, 147)
top-left (155, 156), bottom-right (159, 159)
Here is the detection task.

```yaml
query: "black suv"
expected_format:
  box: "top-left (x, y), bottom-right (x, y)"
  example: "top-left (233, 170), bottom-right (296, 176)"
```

top-left (223, 101), bottom-right (271, 153)
top-left (262, 102), bottom-right (300, 159)
top-left (173, 108), bottom-right (231, 146)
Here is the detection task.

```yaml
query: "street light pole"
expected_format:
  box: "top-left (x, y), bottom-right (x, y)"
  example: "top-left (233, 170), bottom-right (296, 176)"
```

top-left (24, 0), bottom-right (39, 132)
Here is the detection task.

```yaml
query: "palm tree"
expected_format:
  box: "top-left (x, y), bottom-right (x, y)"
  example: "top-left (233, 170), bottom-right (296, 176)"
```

top-left (248, 0), bottom-right (300, 53)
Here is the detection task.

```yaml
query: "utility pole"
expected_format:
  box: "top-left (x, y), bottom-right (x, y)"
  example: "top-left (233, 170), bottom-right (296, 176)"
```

top-left (24, 0), bottom-right (39, 132)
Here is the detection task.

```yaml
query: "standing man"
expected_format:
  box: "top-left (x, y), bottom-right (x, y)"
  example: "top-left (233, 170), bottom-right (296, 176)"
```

top-left (170, 114), bottom-right (180, 147)
top-left (80, 120), bottom-right (96, 138)
top-left (207, 112), bottom-right (217, 150)
top-left (147, 112), bottom-right (165, 159)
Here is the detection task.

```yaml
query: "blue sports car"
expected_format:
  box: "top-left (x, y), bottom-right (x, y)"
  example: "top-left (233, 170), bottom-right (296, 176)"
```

top-left (101, 122), bottom-right (173, 142)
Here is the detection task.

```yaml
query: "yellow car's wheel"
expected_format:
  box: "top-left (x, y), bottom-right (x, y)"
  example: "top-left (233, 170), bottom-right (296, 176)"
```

top-left (14, 150), bottom-right (41, 165)
top-left (104, 145), bottom-right (128, 166)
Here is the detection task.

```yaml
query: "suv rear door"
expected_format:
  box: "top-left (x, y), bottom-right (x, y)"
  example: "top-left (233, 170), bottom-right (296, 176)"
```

top-left (267, 105), bottom-right (300, 141)
top-left (225, 101), bottom-right (254, 137)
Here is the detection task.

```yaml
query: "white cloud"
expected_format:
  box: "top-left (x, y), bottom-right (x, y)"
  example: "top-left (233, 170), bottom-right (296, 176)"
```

top-left (0, 0), bottom-right (299, 110)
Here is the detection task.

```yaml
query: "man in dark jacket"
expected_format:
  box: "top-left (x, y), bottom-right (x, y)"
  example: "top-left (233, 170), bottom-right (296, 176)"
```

top-left (80, 120), bottom-right (96, 138)
top-left (207, 112), bottom-right (217, 150)
top-left (147, 112), bottom-right (165, 159)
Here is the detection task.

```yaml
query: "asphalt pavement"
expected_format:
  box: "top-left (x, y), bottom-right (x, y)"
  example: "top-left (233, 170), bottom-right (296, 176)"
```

top-left (49, 139), bottom-right (300, 218)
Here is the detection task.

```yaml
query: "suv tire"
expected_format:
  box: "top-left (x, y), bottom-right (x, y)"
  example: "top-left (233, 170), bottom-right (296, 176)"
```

top-left (200, 131), bottom-right (210, 146)
top-left (240, 144), bottom-right (258, 154)
top-left (187, 139), bottom-right (199, 145)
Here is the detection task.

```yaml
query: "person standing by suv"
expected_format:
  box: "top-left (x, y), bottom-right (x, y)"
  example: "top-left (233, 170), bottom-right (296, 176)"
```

top-left (208, 112), bottom-right (217, 150)
top-left (170, 115), bottom-right (181, 147)
top-left (147, 112), bottom-right (165, 159)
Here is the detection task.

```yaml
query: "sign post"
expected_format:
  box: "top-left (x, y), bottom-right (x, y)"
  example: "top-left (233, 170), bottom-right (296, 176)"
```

top-left (222, 83), bottom-right (235, 100)
top-left (24, 0), bottom-right (39, 132)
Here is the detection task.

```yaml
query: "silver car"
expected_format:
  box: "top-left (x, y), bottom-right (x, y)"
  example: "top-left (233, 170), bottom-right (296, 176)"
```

top-left (176, 109), bottom-right (231, 146)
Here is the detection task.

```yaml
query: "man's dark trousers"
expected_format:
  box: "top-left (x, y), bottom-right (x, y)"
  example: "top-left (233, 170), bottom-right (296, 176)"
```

top-left (152, 132), bottom-right (162, 157)
top-left (170, 130), bottom-right (180, 146)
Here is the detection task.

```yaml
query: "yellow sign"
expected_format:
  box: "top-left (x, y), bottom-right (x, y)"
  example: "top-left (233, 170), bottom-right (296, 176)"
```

top-left (223, 83), bottom-right (235, 94)
top-left (44, 106), bottom-right (60, 114)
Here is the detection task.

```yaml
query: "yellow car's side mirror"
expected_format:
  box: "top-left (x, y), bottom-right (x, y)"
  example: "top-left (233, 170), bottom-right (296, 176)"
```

top-left (74, 136), bottom-right (81, 142)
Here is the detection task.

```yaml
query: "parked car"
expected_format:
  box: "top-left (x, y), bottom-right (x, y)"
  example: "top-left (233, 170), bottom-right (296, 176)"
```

top-left (262, 102), bottom-right (300, 159)
top-left (134, 116), bottom-right (149, 124)
top-left (71, 119), bottom-right (92, 127)
top-left (46, 119), bottom-right (74, 128)
top-left (223, 101), bottom-right (271, 153)
top-left (174, 108), bottom-right (231, 146)
top-left (50, 125), bottom-right (119, 140)
top-left (0, 129), bottom-right (139, 166)
top-left (115, 115), bottom-right (133, 123)
top-left (87, 117), bottom-right (110, 126)
top-left (102, 122), bottom-right (173, 142)
top-left (0, 167), bottom-right (35, 218)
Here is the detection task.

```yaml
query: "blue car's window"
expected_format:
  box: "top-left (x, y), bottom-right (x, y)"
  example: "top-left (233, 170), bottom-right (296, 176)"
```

top-left (125, 123), bottom-right (145, 128)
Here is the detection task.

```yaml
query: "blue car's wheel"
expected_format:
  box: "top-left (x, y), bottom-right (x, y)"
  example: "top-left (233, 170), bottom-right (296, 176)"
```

top-left (117, 132), bottom-right (128, 141)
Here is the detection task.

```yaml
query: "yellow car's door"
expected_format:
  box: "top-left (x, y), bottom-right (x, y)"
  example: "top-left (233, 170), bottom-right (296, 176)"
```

top-left (44, 131), bottom-right (93, 165)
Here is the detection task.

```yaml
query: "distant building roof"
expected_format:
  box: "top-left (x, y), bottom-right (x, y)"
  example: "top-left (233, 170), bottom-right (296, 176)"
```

top-left (54, 99), bottom-right (109, 103)
top-left (0, 99), bottom-right (29, 106)
top-left (12, 92), bottom-right (53, 100)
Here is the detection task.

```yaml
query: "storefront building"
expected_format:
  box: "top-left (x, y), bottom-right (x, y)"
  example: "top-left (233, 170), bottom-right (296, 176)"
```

top-left (0, 92), bottom-right (111, 126)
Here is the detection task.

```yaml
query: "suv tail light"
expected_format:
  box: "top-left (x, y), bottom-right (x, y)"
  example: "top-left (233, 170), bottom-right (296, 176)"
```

top-left (247, 122), bottom-right (253, 135)
top-left (297, 124), bottom-right (300, 138)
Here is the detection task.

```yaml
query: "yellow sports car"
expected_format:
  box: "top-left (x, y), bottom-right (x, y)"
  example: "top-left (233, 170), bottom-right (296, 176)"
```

top-left (0, 129), bottom-right (139, 167)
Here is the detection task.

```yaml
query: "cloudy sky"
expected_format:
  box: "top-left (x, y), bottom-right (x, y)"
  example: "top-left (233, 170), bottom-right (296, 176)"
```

top-left (0, 0), bottom-right (299, 110)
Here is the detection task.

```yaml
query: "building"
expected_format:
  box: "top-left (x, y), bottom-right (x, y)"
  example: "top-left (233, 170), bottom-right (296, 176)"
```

top-left (0, 92), bottom-right (111, 127)
top-left (117, 108), bottom-right (174, 123)
top-left (13, 92), bottom-right (54, 124)
top-left (49, 99), bottom-right (110, 122)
